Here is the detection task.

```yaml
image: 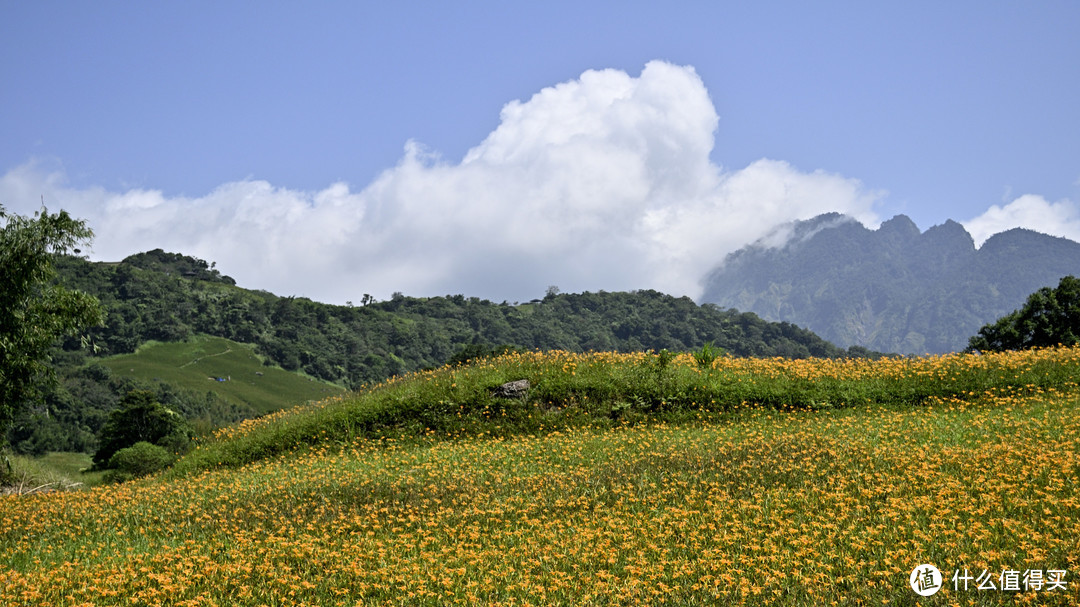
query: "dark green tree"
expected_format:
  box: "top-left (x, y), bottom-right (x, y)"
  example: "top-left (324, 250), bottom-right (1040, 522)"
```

top-left (1, 205), bottom-right (104, 464)
top-left (967, 275), bottom-right (1080, 352)
top-left (93, 390), bottom-right (193, 468)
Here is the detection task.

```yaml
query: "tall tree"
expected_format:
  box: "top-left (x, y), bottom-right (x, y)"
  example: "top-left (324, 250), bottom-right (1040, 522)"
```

top-left (0, 205), bottom-right (104, 456)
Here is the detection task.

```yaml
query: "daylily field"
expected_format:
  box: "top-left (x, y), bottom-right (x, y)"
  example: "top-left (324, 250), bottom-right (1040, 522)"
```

top-left (3, 347), bottom-right (1080, 605)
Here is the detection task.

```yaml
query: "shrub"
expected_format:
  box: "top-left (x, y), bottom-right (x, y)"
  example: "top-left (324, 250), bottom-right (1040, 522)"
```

top-left (105, 441), bottom-right (172, 482)
top-left (693, 342), bottom-right (722, 369)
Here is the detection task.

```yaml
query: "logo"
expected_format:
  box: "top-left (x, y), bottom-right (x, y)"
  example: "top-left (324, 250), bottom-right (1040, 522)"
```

top-left (910, 564), bottom-right (943, 596)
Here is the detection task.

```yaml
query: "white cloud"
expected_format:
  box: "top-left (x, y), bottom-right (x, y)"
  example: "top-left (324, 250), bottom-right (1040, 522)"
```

top-left (1, 61), bottom-right (882, 304)
top-left (963, 194), bottom-right (1080, 246)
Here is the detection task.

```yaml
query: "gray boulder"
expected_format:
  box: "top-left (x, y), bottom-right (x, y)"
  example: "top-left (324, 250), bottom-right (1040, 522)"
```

top-left (492, 379), bottom-right (530, 399)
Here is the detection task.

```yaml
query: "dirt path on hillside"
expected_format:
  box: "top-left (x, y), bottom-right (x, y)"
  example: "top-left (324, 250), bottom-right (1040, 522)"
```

top-left (179, 346), bottom-right (233, 369)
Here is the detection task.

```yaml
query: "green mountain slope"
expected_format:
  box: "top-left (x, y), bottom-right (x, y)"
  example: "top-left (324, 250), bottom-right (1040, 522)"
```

top-left (99, 336), bottom-right (344, 416)
top-left (10, 249), bottom-right (857, 456)
top-left (701, 213), bottom-right (1080, 354)
top-left (54, 250), bottom-right (854, 391)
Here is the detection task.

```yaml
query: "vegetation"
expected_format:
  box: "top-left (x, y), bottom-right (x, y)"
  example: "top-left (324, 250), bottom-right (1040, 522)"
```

top-left (703, 212), bottom-right (1080, 354)
top-left (2, 346), bottom-right (1079, 604)
top-left (4, 353), bottom-right (255, 457)
top-left (8, 250), bottom-right (864, 455)
top-left (0, 205), bottom-right (103, 481)
top-left (53, 250), bottom-right (852, 386)
top-left (92, 390), bottom-right (193, 469)
top-left (7, 335), bottom-right (344, 457)
top-left (170, 345), bottom-right (1080, 476)
top-left (97, 336), bottom-right (345, 417)
top-left (0, 452), bottom-right (100, 496)
top-left (968, 275), bottom-right (1080, 352)
top-left (103, 441), bottom-right (173, 484)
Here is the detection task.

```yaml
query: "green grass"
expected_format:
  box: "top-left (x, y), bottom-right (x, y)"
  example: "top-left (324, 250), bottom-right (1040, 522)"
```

top-left (99, 335), bottom-right (345, 416)
top-left (1, 452), bottom-right (104, 495)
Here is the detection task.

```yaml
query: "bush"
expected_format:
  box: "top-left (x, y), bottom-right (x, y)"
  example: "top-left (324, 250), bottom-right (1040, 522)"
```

top-left (105, 441), bottom-right (172, 482)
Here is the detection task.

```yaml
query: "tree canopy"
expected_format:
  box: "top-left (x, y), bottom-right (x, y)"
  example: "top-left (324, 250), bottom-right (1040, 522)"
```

top-left (967, 275), bottom-right (1080, 352)
top-left (0, 205), bottom-right (104, 448)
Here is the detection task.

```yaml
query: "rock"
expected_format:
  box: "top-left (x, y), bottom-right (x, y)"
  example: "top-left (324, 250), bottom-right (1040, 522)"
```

top-left (492, 379), bottom-right (530, 399)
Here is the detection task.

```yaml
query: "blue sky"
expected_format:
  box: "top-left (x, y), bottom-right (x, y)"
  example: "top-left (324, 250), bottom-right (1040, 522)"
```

top-left (2, 1), bottom-right (1079, 303)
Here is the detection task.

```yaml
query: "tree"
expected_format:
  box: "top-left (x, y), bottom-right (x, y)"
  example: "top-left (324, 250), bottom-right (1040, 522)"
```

top-left (1, 205), bottom-right (104, 455)
top-left (93, 390), bottom-right (192, 468)
top-left (967, 275), bottom-right (1080, 352)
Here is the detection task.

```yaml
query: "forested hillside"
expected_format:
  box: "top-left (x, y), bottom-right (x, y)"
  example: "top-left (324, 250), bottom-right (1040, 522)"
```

top-left (702, 213), bottom-right (1080, 354)
top-left (55, 249), bottom-right (853, 387)
top-left (9, 249), bottom-right (860, 456)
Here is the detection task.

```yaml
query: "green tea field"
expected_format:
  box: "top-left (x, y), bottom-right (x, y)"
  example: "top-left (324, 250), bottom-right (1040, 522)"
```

top-left (99, 335), bottom-right (345, 416)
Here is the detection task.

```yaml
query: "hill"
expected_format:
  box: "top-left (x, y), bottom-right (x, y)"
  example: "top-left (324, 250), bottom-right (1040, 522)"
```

top-left (53, 249), bottom-right (855, 385)
top-left (701, 213), bottom-right (1080, 354)
top-left (8, 249), bottom-right (858, 456)
top-left (169, 345), bottom-right (1080, 476)
top-left (5, 346), bottom-right (1080, 604)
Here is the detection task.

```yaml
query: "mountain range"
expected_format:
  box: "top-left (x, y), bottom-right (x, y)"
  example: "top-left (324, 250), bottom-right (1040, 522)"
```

top-left (15, 218), bottom-right (1076, 455)
top-left (701, 213), bottom-right (1080, 354)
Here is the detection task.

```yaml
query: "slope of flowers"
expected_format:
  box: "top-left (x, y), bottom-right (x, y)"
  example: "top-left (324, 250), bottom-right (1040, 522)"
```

top-left (173, 346), bottom-right (1080, 475)
top-left (3, 347), bottom-right (1080, 605)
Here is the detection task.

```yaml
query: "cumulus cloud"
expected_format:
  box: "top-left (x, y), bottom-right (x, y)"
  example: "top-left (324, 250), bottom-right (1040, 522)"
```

top-left (1, 61), bottom-right (882, 304)
top-left (963, 194), bottom-right (1080, 246)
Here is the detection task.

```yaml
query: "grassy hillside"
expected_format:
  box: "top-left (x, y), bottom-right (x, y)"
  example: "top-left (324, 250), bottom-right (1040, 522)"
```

top-left (0, 452), bottom-right (103, 495)
top-left (4, 347), bottom-right (1080, 605)
top-left (99, 335), bottom-right (345, 416)
top-left (171, 345), bottom-right (1080, 476)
